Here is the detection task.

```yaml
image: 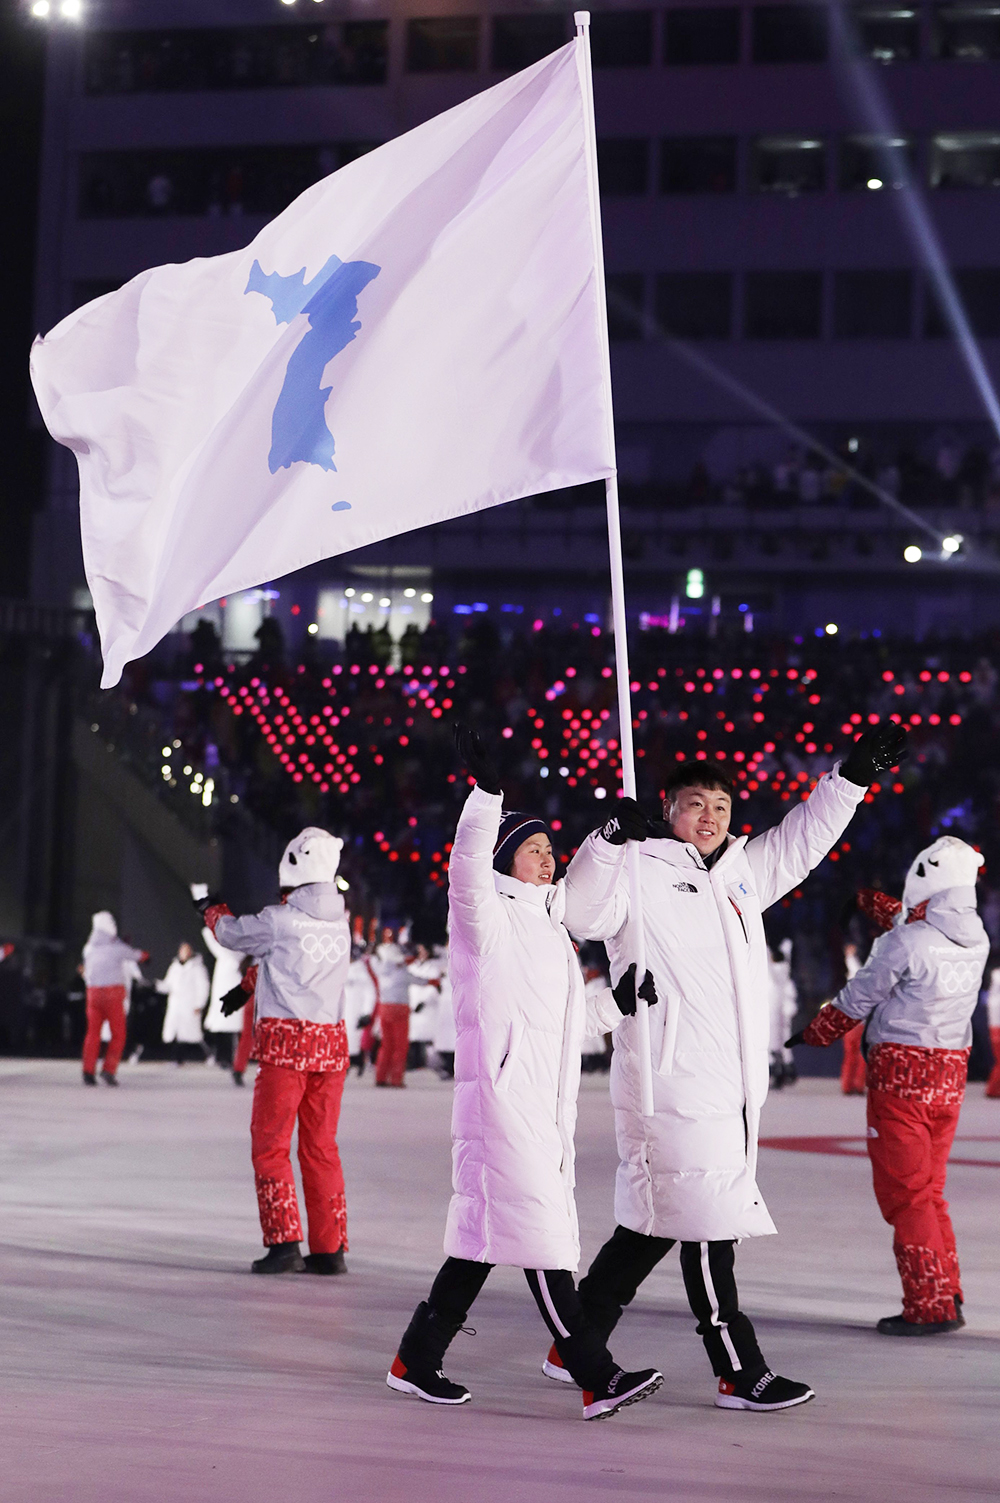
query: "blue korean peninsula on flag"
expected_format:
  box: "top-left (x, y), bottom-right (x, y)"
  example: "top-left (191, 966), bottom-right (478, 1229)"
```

top-left (30, 39), bottom-right (614, 688)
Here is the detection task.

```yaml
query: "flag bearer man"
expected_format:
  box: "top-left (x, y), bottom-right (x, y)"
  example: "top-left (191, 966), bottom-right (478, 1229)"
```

top-left (199, 828), bottom-right (352, 1274)
top-left (792, 837), bottom-right (988, 1334)
top-left (557, 724), bottom-right (905, 1409)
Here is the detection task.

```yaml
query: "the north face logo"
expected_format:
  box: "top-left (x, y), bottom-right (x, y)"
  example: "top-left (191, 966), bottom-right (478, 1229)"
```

top-left (673, 881), bottom-right (698, 893)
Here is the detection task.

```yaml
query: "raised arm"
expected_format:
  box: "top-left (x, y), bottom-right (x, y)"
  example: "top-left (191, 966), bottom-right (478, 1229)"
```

top-left (447, 785), bottom-right (505, 956)
top-left (211, 906), bottom-right (276, 958)
top-left (796, 929), bottom-right (908, 1046)
top-left (744, 766), bottom-right (865, 911)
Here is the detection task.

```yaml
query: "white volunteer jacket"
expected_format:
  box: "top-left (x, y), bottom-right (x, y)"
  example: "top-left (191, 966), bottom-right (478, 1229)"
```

top-left (158, 954), bottom-right (210, 1044)
top-left (202, 925), bottom-right (247, 1033)
top-left (563, 768), bottom-right (865, 1243)
top-left (444, 785), bottom-right (623, 1271)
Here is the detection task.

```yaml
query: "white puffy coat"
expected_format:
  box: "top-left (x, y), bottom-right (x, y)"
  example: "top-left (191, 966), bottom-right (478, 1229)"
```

top-left (158, 955), bottom-right (210, 1044)
top-left (433, 948), bottom-right (456, 1053)
top-left (444, 786), bottom-right (622, 1271)
top-left (564, 768), bottom-right (864, 1243)
top-left (202, 926), bottom-right (247, 1033)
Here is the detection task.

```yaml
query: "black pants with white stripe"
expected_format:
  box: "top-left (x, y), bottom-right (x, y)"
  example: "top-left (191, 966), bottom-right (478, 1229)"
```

top-left (427, 1256), bottom-right (616, 1391)
top-left (577, 1227), bottom-right (766, 1383)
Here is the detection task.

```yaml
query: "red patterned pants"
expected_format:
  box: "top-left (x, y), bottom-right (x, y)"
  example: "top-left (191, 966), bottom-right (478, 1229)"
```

top-left (866, 1044), bottom-right (967, 1323)
top-left (840, 1025), bottom-right (867, 1095)
top-left (375, 1003), bottom-right (409, 1087)
top-left (82, 986), bottom-right (127, 1077)
top-left (250, 1062), bottom-right (348, 1253)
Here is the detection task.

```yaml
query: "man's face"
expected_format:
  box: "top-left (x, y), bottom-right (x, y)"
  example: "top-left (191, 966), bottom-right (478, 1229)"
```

top-left (510, 833), bottom-right (556, 887)
top-left (178, 942), bottom-right (193, 963)
top-left (665, 785), bottom-right (732, 857)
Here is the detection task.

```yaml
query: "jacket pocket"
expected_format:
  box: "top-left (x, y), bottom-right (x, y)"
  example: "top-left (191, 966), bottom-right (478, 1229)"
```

top-left (495, 1019), bottom-right (524, 1093)
top-left (656, 991), bottom-right (679, 1075)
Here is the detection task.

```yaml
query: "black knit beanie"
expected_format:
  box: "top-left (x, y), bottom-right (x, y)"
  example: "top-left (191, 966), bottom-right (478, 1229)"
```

top-left (492, 811), bottom-right (551, 873)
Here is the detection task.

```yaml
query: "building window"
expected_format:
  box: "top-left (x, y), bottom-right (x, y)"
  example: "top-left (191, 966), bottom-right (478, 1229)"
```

top-left (925, 269), bottom-right (1000, 335)
top-left (406, 17), bottom-right (480, 72)
top-left (930, 132), bottom-right (1000, 188)
top-left (606, 274), bottom-right (646, 340)
top-left (655, 272), bottom-right (733, 338)
top-left (83, 24), bottom-right (390, 93)
top-left (744, 271), bottom-right (823, 337)
top-left (78, 143), bottom-right (378, 219)
top-left (661, 136), bottom-right (737, 193)
top-left (491, 14), bottom-right (568, 70)
top-left (840, 134), bottom-right (914, 189)
top-left (751, 136), bottom-right (826, 193)
top-left (849, 4), bottom-right (920, 61)
top-left (592, 9), bottom-right (654, 65)
top-left (664, 7), bottom-right (741, 63)
top-left (752, 5), bottom-right (829, 61)
top-left (597, 139), bottom-right (650, 195)
top-left (933, 1), bottom-right (1000, 59)
top-left (833, 270), bottom-right (913, 336)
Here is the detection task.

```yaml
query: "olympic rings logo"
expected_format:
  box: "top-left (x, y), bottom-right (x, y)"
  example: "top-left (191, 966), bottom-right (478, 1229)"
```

top-left (300, 932), bottom-right (349, 964)
top-left (938, 959), bottom-right (980, 995)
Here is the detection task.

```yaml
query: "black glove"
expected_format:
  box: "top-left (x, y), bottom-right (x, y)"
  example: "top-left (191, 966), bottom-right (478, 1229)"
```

top-left (840, 722), bottom-right (908, 788)
top-left (192, 892), bottom-right (221, 917)
top-left (220, 982), bottom-right (247, 1017)
top-left (612, 963), bottom-right (658, 1017)
top-left (597, 797), bottom-right (649, 846)
top-left (785, 1030), bottom-right (805, 1048)
top-left (452, 721), bottom-right (502, 795)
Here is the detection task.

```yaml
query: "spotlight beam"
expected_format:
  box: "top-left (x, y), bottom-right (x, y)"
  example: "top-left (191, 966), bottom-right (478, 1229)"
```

top-left (829, 2), bottom-right (1000, 443)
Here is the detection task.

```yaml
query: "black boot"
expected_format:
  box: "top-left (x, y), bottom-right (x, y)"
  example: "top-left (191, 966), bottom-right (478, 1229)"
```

top-left (232, 1070), bottom-right (245, 1087)
top-left (82, 1071), bottom-right (98, 1087)
top-left (100, 1070), bottom-right (119, 1087)
top-left (304, 1249), bottom-right (347, 1275)
top-left (251, 1241), bottom-right (305, 1275)
top-left (386, 1301), bottom-right (471, 1404)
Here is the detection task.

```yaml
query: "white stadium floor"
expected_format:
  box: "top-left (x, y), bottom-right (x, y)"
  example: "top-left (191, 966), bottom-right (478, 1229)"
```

top-left (2, 1061), bottom-right (998, 1503)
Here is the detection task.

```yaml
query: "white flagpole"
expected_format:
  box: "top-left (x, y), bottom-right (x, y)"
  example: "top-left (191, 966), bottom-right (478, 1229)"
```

top-left (575, 10), bottom-right (655, 1118)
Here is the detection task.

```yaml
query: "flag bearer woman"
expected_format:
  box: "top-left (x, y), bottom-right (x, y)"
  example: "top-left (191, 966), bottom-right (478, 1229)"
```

top-left (387, 726), bottom-right (663, 1421)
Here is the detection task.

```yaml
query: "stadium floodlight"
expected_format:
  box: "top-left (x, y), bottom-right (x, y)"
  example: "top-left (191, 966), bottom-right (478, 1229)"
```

top-left (30, 0), bottom-right (50, 15)
top-left (867, 177), bottom-right (883, 190)
top-left (420, 591), bottom-right (434, 603)
top-left (344, 587), bottom-right (355, 597)
top-left (279, 0), bottom-right (297, 6)
top-left (825, 622), bottom-right (838, 635)
top-left (903, 544), bottom-right (922, 563)
top-left (307, 622), bottom-right (319, 635)
top-left (59, 0), bottom-right (82, 17)
top-left (403, 587), bottom-right (416, 598)
top-left (360, 592), bottom-right (373, 603)
top-left (379, 596), bottom-right (391, 607)
top-left (685, 567), bottom-right (704, 600)
top-left (942, 535), bottom-right (962, 554)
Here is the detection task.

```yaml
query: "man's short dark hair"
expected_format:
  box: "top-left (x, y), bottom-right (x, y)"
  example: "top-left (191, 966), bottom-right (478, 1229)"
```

top-left (662, 765), bottom-right (734, 803)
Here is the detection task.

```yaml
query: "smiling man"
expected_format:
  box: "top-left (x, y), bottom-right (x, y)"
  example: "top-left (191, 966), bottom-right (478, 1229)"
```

top-left (557, 723), bottom-right (907, 1412)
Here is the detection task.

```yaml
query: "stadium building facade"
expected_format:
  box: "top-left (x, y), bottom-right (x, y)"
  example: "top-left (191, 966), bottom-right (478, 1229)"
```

top-left (29, 0), bottom-right (1000, 639)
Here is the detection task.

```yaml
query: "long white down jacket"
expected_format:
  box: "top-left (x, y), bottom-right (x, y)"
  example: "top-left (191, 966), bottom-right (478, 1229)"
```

top-left (158, 954), bottom-right (210, 1044)
top-left (563, 768), bottom-right (865, 1243)
top-left (444, 786), bottom-right (623, 1271)
top-left (202, 925), bottom-right (247, 1033)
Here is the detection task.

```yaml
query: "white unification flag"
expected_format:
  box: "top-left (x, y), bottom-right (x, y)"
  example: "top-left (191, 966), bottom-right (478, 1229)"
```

top-left (30, 38), bottom-right (614, 687)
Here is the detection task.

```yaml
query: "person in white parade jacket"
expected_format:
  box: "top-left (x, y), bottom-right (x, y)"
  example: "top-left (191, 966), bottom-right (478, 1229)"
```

top-left (157, 942), bottom-right (210, 1061)
top-left (198, 828), bottom-right (353, 1276)
top-left (201, 922), bottom-right (248, 1078)
top-left (558, 721), bottom-right (907, 1413)
top-left (387, 725), bottom-right (664, 1422)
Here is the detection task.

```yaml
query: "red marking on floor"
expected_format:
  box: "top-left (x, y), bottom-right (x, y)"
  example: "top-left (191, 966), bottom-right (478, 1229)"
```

top-left (759, 1135), bottom-right (1000, 1168)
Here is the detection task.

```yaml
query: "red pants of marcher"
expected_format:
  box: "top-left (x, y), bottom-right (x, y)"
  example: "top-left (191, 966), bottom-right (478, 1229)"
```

top-left (985, 1027), bottom-right (1000, 1098)
top-left (375, 1003), bottom-right (409, 1086)
top-left (250, 1062), bottom-right (348, 1252)
top-left (840, 1025), bottom-right (867, 1094)
top-left (233, 1006), bottom-right (254, 1075)
top-left (82, 986), bottom-right (127, 1077)
top-left (867, 1088), bottom-right (962, 1322)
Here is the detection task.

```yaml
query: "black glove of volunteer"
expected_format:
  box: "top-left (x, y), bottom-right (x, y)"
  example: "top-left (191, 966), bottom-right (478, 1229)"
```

top-left (785, 1030), bottom-right (806, 1048)
top-left (452, 722), bottom-right (502, 796)
top-left (220, 982), bottom-right (247, 1018)
top-left (597, 797), bottom-right (649, 846)
top-left (612, 963), bottom-right (658, 1018)
top-left (191, 892), bottom-right (221, 917)
top-left (840, 721), bottom-right (908, 788)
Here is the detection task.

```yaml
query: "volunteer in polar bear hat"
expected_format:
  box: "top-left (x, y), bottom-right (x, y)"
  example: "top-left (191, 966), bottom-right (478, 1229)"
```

top-left (198, 826), bottom-right (353, 1275)
top-left (793, 834), bottom-right (988, 1334)
top-left (80, 911), bottom-right (149, 1087)
top-left (559, 720), bottom-right (906, 1412)
top-left (387, 724), bottom-right (664, 1422)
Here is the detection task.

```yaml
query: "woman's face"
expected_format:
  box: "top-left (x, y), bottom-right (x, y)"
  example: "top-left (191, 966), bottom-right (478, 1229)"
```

top-left (510, 833), bottom-right (556, 886)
